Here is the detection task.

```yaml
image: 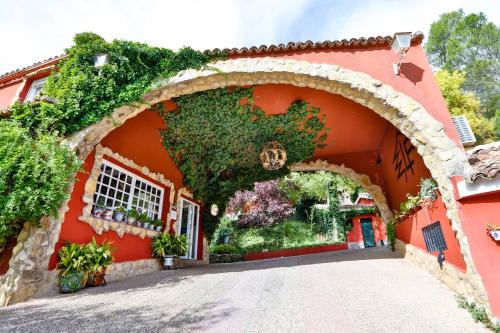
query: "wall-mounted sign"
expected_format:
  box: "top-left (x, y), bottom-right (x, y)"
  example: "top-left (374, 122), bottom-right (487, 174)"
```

top-left (170, 208), bottom-right (177, 220)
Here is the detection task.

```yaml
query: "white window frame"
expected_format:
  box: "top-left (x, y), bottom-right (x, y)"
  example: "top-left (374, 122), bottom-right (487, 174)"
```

top-left (177, 198), bottom-right (200, 260)
top-left (24, 77), bottom-right (48, 102)
top-left (93, 160), bottom-right (164, 219)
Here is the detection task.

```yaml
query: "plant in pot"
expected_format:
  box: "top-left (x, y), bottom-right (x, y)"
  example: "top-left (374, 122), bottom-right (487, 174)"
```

top-left (152, 233), bottom-right (187, 269)
top-left (113, 206), bottom-right (127, 222)
top-left (419, 178), bottom-right (438, 204)
top-left (137, 212), bottom-right (150, 228)
top-left (152, 219), bottom-right (163, 231)
top-left (86, 237), bottom-right (115, 287)
top-left (92, 202), bottom-right (106, 218)
top-left (127, 208), bottom-right (139, 224)
top-left (57, 242), bottom-right (91, 293)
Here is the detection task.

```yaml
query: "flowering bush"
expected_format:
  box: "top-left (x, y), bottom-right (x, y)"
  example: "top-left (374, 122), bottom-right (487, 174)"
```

top-left (227, 180), bottom-right (294, 228)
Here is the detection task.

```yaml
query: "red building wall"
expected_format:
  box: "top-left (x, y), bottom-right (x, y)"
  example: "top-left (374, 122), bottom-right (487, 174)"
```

top-left (395, 196), bottom-right (466, 271)
top-left (457, 190), bottom-right (500, 317)
top-left (48, 110), bottom-right (205, 269)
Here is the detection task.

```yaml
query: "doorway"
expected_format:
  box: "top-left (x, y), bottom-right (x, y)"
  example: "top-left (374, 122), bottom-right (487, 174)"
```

top-left (178, 199), bottom-right (200, 259)
top-left (360, 218), bottom-right (376, 248)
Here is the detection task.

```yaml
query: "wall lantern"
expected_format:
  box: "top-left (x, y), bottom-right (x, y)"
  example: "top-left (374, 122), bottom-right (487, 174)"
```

top-left (260, 142), bottom-right (287, 170)
top-left (210, 204), bottom-right (219, 216)
top-left (93, 54), bottom-right (109, 68)
top-left (390, 32), bottom-right (412, 75)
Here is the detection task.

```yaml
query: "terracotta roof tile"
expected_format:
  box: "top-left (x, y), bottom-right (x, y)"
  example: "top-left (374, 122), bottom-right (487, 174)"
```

top-left (467, 142), bottom-right (500, 182)
top-left (1, 32), bottom-right (425, 80)
top-left (204, 32), bottom-right (424, 56)
top-left (0, 54), bottom-right (65, 81)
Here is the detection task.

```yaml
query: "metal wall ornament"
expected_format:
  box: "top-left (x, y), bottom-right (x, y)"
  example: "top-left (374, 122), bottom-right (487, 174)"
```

top-left (260, 142), bottom-right (287, 170)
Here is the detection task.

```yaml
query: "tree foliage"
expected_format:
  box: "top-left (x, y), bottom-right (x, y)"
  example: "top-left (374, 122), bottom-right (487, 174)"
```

top-left (0, 120), bottom-right (80, 250)
top-left (435, 70), bottom-right (496, 143)
top-left (227, 180), bottom-right (294, 228)
top-left (425, 9), bottom-right (499, 117)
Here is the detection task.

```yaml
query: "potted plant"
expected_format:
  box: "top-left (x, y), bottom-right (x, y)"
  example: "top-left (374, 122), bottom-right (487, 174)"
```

top-left (419, 178), bottom-right (438, 202)
top-left (86, 238), bottom-right (115, 287)
top-left (137, 212), bottom-right (149, 228)
top-left (152, 219), bottom-right (163, 231)
top-left (57, 242), bottom-right (90, 293)
top-left (127, 208), bottom-right (139, 224)
top-left (152, 233), bottom-right (187, 269)
top-left (103, 208), bottom-right (113, 221)
top-left (92, 203), bottom-right (105, 218)
top-left (486, 224), bottom-right (500, 241)
top-left (113, 206), bottom-right (127, 222)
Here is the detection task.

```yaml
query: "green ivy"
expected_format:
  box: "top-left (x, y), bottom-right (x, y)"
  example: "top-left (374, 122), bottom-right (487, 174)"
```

top-left (3, 33), bottom-right (216, 250)
top-left (160, 87), bottom-right (328, 237)
top-left (0, 120), bottom-right (80, 250)
top-left (11, 32), bottom-right (213, 136)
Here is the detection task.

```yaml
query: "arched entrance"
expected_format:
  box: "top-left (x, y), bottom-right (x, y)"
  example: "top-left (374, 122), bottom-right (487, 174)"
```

top-left (2, 59), bottom-right (489, 313)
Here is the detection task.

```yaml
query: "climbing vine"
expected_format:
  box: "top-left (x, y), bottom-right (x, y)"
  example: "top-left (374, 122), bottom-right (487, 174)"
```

top-left (160, 87), bottom-right (328, 236)
top-left (10, 32), bottom-right (213, 136)
top-left (1, 32), bottom-right (219, 250)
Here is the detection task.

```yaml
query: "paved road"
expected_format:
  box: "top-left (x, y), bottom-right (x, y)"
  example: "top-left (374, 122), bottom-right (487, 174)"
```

top-left (0, 248), bottom-right (488, 333)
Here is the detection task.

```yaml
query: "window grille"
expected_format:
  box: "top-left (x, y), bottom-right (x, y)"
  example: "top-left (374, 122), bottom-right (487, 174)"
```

top-left (93, 161), bottom-right (163, 219)
top-left (25, 77), bottom-right (48, 102)
top-left (422, 222), bottom-right (447, 253)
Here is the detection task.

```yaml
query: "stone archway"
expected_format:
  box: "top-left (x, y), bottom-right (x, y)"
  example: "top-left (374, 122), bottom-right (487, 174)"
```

top-left (290, 160), bottom-right (393, 223)
top-left (2, 58), bottom-right (489, 312)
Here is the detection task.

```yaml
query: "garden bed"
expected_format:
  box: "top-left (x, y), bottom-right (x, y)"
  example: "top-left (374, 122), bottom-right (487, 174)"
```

top-left (244, 242), bottom-right (347, 261)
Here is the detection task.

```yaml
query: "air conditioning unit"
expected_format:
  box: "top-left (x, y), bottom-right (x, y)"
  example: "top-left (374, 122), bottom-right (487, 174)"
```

top-left (452, 115), bottom-right (477, 147)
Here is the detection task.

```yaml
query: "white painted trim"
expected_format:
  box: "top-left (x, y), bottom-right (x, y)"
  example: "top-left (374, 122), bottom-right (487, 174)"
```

top-left (24, 77), bottom-right (47, 102)
top-left (457, 175), bottom-right (500, 199)
top-left (177, 198), bottom-right (200, 260)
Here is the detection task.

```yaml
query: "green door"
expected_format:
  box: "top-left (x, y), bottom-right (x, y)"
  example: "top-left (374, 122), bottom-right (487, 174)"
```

top-left (360, 218), bottom-right (376, 248)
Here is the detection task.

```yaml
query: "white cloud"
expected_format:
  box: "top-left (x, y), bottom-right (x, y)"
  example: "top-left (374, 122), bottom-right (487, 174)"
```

top-left (0, 0), bottom-right (498, 74)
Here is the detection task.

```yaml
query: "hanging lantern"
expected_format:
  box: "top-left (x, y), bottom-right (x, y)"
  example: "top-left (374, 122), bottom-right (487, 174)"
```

top-left (260, 142), bottom-right (287, 170)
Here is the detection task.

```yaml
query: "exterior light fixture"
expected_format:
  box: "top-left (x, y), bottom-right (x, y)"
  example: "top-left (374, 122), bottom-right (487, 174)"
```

top-left (210, 204), bottom-right (219, 216)
top-left (390, 32), bottom-right (412, 75)
top-left (93, 54), bottom-right (109, 68)
top-left (260, 142), bottom-right (287, 170)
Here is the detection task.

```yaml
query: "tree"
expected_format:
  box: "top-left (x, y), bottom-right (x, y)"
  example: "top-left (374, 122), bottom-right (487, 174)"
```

top-left (425, 10), bottom-right (499, 118)
top-left (226, 180), bottom-right (294, 228)
top-left (435, 70), bottom-right (496, 144)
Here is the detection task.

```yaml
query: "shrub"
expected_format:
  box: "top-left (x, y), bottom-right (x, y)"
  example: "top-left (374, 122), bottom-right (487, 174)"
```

top-left (227, 180), bottom-right (294, 228)
top-left (85, 237), bottom-right (114, 273)
top-left (386, 220), bottom-right (397, 251)
top-left (210, 244), bottom-right (241, 255)
top-left (0, 120), bottom-right (80, 251)
top-left (211, 216), bottom-right (237, 246)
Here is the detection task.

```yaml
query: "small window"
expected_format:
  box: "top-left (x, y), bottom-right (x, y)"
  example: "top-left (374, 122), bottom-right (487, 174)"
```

top-left (24, 77), bottom-right (48, 102)
top-left (422, 222), bottom-right (448, 253)
top-left (93, 161), bottom-right (164, 219)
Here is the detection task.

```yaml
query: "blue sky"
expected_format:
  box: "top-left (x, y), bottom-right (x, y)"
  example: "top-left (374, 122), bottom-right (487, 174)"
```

top-left (0, 0), bottom-right (499, 74)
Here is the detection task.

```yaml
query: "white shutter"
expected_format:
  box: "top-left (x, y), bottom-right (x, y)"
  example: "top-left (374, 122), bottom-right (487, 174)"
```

top-left (452, 115), bottom-right (477, 147)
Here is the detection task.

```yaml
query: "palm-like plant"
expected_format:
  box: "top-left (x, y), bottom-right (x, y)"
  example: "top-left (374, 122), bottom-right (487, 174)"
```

top-left (86, 237), bottom-right (114, 273)
top-left (152, 233), bottom-right (188, 258)
top-left (57, 242), bottom-right (91, 276)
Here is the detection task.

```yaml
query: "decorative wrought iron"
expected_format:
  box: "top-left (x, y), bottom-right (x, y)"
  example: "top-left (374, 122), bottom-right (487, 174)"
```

top-left (259, 142), bottom-right (287, 170)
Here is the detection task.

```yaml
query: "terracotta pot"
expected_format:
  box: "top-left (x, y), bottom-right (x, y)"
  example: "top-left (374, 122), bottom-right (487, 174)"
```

top-left (88, 268), bottom-right (107, 287)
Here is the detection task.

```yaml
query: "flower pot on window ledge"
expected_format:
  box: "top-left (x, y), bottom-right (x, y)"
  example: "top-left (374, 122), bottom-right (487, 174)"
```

top-left (143, 222), bottom-right (150, 230)
top-left (103, 209), bottom-right (113, 221)
top-left (156, 226), bottom-right (162, 232)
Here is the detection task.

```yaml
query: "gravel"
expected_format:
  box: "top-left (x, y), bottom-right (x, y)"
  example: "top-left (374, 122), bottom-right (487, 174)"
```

top-left (0, 248), bottom-right (488, 333)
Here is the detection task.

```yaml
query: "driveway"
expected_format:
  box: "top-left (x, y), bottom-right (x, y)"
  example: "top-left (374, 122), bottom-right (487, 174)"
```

top-left (0, 248), bottom-right (487, 333)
